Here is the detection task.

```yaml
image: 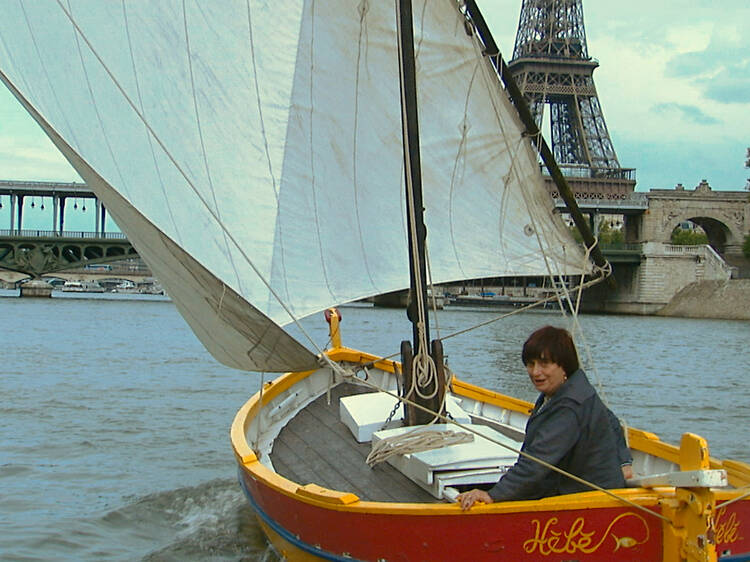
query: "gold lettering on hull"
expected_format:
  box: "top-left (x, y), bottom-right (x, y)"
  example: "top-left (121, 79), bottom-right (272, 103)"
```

top-left (715, 507), bottom-right (743, 545)
top-left (523, 512), bottom-right (650, 556)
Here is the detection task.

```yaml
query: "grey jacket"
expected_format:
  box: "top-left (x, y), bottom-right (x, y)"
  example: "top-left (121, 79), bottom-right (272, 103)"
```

top-left (487, 369), bottom-right (627, 501)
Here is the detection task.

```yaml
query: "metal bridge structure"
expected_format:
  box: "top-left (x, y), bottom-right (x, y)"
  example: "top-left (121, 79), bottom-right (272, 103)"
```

top-left (1, 179), bottom-right (650, 278)
top-left (0, 180), bottom-right (137, 277)
top-left (1, 179), bottom-right (746, 310)
top-left (508, 0), bottom-right (636, 200)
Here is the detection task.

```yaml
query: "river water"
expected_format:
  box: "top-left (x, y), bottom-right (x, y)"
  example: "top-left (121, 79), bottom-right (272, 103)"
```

top-left (1, 291), bottom-right (748, 560)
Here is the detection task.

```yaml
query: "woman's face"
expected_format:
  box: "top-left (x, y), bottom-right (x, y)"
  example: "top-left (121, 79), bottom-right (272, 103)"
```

top-left (526, 358), bottom-right (567, 397)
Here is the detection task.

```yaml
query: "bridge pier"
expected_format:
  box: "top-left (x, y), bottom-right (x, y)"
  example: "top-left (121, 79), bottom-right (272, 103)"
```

top-left (19, 278), bottom-right (53, 298)
top-left (582, 242), bottom-right (736, 314)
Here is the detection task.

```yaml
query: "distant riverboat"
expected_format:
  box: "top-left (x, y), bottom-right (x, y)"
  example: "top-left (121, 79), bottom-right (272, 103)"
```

top-left (373, 289), bottom-right (445, 309)
top-left (60, 280), bottom-right (106, 293)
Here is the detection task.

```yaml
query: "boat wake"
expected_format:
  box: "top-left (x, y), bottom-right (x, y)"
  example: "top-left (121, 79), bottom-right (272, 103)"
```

top-left (100, 478), bottom-right (276, 561)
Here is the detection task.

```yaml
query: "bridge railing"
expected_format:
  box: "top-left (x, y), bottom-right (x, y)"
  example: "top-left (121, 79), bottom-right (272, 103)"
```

top-left (539, 164), bottom-right (637, 181)
top-left (661, 244), bottom-right (703, 256)
top-left (701, 245), bottom-right (738, 279)
top-left (0, 229), bottom-right (127, 240)
top-left (659, 243), bottom-right (737, 279)
top-left (599, 243), bottom-right (642, 252)
top-left (553, 193), bottom-right (649, 209)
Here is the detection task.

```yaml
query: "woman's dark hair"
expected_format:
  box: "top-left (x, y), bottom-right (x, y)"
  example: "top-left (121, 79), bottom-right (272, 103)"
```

top-left (522, 325), bottom-right (579, 376)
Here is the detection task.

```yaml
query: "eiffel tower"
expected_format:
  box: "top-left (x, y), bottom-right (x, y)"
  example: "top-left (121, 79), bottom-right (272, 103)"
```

top-left (508, 0), bottom-right (635, 200)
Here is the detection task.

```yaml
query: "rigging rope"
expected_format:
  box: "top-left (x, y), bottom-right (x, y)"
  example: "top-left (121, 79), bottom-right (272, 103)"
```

top-left (51, 0), bottom-right (331, 363)
top-left (502, 119), bottom-right (622, 424)
top-left (402, 109), bottom-right (439, 404)
top-left (719, 488), bottom-right (750, 509)
top-left (347, 272), bottom-right (610, 378)
top-left (329, 363), bottom-right (671, 523)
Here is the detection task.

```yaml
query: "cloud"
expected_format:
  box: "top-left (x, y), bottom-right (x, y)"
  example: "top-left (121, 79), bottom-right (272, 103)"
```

top-left (667, 51), bottom-right (710, 79)
top-left (703, 64), bottom-right (750, 105)
top-left (0, 139), bottom-right (80, 182)
top-left (651, 102), bottom-right (719, 125)
top-left (665, 25), bottom-right (750, 105)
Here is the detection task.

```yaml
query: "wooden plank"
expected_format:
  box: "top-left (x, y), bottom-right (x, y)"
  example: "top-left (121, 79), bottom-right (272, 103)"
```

top-left (282, 422), bottom-right (370, 498)
top-left (292, 407), bottom-right (427, 502)
top-left (270, 383), bottom-right (436, 502)
top-left (271, 437), bottom-right (318, 487)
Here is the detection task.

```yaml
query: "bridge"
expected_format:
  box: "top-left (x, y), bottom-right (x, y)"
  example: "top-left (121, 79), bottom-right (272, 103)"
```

top-left (0, 180), bottom-right (139, 278)
top-left (1, 179), bottom-right (748, 311)
top-left (0, 180), bottom-right (109, 233)
top-left (637, 180), bottom-right (748, 257)
top-left (552, 180), bottom-right (749, 313)
top-left (0, 229), bottom-right (138, 277)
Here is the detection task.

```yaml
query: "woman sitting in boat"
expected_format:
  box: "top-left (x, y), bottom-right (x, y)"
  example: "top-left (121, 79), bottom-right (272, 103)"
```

top-left (457, 325), bottom-right (630, 509)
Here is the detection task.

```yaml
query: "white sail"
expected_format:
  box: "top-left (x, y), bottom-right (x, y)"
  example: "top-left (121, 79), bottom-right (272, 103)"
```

top-left (0, 0), bottom-right (588, 371)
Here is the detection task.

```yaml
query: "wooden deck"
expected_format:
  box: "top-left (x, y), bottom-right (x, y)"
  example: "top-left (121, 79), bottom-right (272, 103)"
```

top-left (269, 383), bottom-right (437, 503)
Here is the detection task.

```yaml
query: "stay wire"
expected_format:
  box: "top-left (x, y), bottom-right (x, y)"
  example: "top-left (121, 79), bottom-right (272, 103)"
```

top-left (719, 488), bottom-right (750, 510)
top-left (338, 365), bottom-right (671, 523)
top-left (479, 49), bottom-right (621, 426)
top-left (347, 272), bottom-right (609, 378)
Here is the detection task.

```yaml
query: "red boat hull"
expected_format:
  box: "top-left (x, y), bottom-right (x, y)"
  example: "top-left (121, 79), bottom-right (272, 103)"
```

top-left (239, 468), bottom-right (675, 561)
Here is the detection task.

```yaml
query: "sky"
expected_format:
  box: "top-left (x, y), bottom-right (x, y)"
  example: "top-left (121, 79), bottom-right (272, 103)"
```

top-left (480, 0), bottom-right (750, 192)
top-left (0, 0), bottom-right (748, 206)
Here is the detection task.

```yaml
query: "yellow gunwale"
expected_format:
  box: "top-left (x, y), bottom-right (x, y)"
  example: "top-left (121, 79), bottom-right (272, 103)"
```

top-left (230, 346), bottom-right (750, 514)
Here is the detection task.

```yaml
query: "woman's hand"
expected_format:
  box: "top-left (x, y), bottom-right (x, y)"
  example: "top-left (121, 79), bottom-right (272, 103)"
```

top-left (456, 489), bottom-right (493, 510)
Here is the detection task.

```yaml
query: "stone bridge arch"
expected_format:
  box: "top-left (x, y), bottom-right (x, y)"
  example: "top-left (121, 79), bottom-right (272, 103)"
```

top-left (641, 181), bottom-right (749, 256)
top-left (665, 215), bottom-right (732, 253)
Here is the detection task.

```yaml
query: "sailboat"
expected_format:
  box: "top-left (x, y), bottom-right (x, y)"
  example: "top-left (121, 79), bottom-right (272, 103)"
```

top-left (1, 1), bottom-right (748, 560)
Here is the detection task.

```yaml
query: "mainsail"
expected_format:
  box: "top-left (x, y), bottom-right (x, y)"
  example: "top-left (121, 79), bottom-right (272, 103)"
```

top-left (0, 0), bottom-right (590, 371)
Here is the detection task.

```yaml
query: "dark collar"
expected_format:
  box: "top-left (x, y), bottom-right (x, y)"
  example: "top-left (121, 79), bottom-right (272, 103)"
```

top-left (535, 368), bottom-right (594, 409)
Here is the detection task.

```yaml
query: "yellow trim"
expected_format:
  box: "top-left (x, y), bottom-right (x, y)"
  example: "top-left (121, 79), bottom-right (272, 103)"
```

top-left (326, 346), bottom-right (400, 373)
top-left (232, 365), bottom-right (662, 515)
top-left (451, 377), bottom-right (534, 414)
top-left (296, 484), bottom-right (359, 505)
top-left (722, 459), bottom-right (750, 488)
top-left (257, 518), bottom-right (321, 562)
top-left (238, 453), bottom-right (663, 515)
top-left (230, 346), bottom-right (750, 519)
top-left (326, 308), bottom-right (342, 348)
top-left (628, 427), bottom-right (680, 463)
top-left (679, 433), bottom-right (710, 471)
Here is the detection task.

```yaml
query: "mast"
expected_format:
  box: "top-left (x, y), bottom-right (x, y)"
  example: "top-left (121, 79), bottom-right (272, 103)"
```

top-left (396, 0), bottom-right (445, 425)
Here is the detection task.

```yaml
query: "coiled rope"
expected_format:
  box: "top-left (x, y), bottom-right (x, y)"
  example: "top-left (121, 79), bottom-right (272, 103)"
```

top-left (325, 362), bottom-right (671, 523)
top-left (366, 427), bottom-right (474, 467)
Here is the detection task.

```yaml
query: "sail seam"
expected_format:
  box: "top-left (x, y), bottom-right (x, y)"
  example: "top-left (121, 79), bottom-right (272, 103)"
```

top-left (244, 0), bottom-right (291, 311)
top-left (351, 0), bottom-right (381, 296)
top-left (181, 0), bottom-right (244, 294)
top-left (121, 1), bottom-right (183, 248)
top-left (448, 59), bottom-right (480, 280)
top-left (306, 0), bottom-right (343, 306)
top-left (67, 0), bottom-right (130, 197)
top-left (47, 0), bottom-right (327, 357)
top-left (14, 2), bottom-right (84, 159)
